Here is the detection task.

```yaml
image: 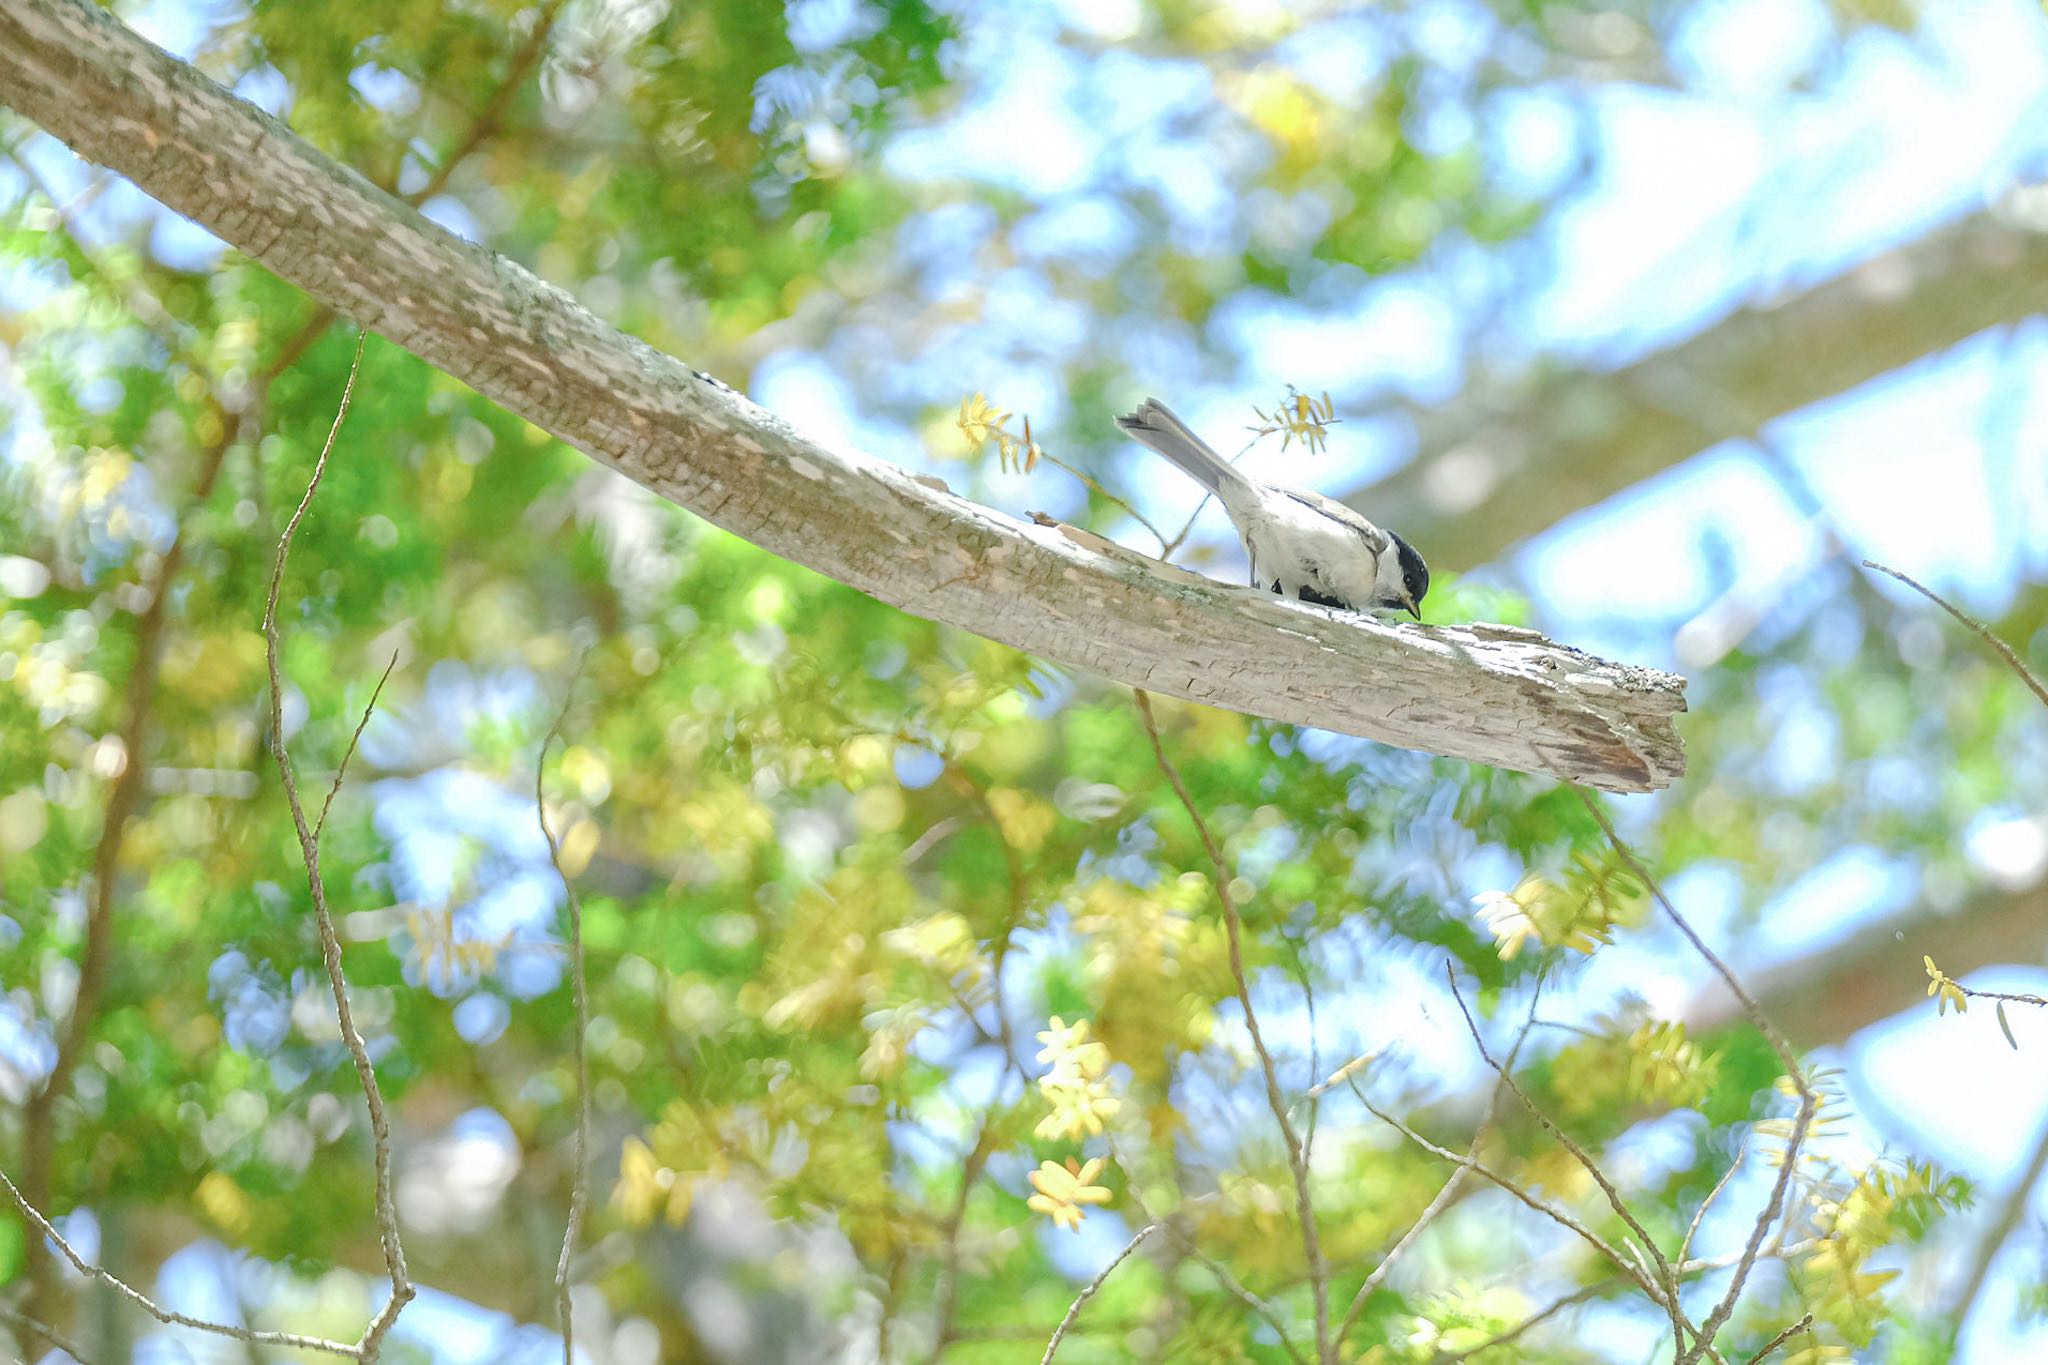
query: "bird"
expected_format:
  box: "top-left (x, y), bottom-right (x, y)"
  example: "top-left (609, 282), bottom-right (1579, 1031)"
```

top-left (1115, 397), bottom-right (1429, 619)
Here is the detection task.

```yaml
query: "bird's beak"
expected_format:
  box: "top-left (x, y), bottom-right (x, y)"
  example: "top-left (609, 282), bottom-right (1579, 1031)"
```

top-left (1404, 600), bottom-right (1421, 620)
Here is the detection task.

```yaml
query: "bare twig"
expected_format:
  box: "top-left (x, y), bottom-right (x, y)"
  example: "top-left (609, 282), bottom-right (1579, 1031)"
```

top-left (928, 1117), bottom-right (1000, 1361)
top-left (1335, 988), bottom-right (1543, 1347)
top-left (0, 1299), bottom-right (91, 1363)
top-left (535, 669), bottom-right (591, 1365)
top-left (1950, 1111), bottom-right (2048, 1329)
top-left (7, 150), bottom-right (191, 354)
top-left (0, 1168), bottom-right (359, 1358)
top-left (1158, 435), bottom-right (1262, 561)
top-left (1425, 1237), bottom-right (1827, 1365)
top-left (1164, 1223), bottom-right (1309, 1365)
top-left (1348, 1079), bottom-right (1661, 1304)
top-left (1441, 963), bottom-right (1690, 1353)
top-left (262, 333), bottom-right (415, 1360)
top-left (408, 0), bottom-right (566, 203)
top-left (1134, 688), bottom-right (1332, 1361)
top-left (1744, 1312), bottom-right (1814, 1364)
top-left (318, 652), bottom-right (400, 839)
top-left (1576, 791), bottom-right (1814, 1365)
top-left (1296, 1051), bottom-right (1375, 1109)
top-left (1956, 984), bottom-right (2048, 1009)
top-left (1862, 560), bottom-right (2048, 708)
top-left (1109, 1139), bottom-right (1310, 1365)
top-left (1040, 1223), bottom-right (1159, 1365)
top-left (941, 755), bottom-right (1029, 1069)
top-left (1436, 1278), bottom-right (1613, 1363)
top-left (1680, 1138), bottom-right (1749, 1269)
top-left (1037, 450), bottom-right (1174, 557)
top-left (5, 12), bottom-right (562, 1344)
top-left (1297, 945), bottom-right (1321, 1172)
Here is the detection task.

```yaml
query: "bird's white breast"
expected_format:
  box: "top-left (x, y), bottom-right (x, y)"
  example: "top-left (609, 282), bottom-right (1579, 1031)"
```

top-left (1226, 486), bottom-right (1383, 606)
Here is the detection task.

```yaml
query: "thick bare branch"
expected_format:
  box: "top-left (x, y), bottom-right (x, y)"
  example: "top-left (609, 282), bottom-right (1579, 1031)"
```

top-left (0, 0), bottom-right (1686, 793)
top-left (1363, 211), bottom-right (2048, 572)
top-left (1685, 871), bottom-right (2048, 1046)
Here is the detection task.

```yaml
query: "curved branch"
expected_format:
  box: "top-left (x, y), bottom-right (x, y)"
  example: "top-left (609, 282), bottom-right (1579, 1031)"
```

top-left (0, 0), bottom-right (1686, 792)
top-left (1364, 211), bottom-right (2048, 572)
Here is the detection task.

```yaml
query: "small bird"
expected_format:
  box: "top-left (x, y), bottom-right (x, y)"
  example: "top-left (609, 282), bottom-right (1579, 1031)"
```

top-left (1115, 397), bottom-right (1429, 619)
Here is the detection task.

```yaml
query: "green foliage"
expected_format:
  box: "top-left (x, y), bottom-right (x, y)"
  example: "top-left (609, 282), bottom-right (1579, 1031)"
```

top-left (0, 1), bottom-right (2029, 1361)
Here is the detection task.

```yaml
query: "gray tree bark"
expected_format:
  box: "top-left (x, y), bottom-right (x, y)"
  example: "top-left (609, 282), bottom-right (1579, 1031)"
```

top-left (0, 0), bottom-right (1686, 792)
top-left (1360, 210), bottom-right (2048, 571)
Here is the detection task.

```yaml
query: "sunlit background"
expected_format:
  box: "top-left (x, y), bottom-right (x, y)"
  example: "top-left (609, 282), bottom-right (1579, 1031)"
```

top-left (4, 0), bottom-right (2048, 1361)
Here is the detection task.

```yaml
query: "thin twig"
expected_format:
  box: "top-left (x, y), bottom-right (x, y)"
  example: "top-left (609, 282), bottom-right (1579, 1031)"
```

top-left (1348, 1079), bottom-right (1662, 1305)
top-left (1428, 1231), bottom-right (1826, 1365)
top-left (261, 333), bottom-right (415, 1360)
top-left (1040, 1223), bottom-right (1159, 1365)
top-left (1109, 1139), bottom-right (1310, 1365)
top-left (1680, 1137), bottom-right (1749, 1269)
top-left (928, 1117), bottom-right (1000, 1361)
top-left (0, 1299), bottom-right (91, 1364)
top-left (1165, 1223), bottom-right (1309, 1365)
top-left (408, 0), bottom-right (567, 203)
top-left (1575, 795), bottom-right (1804, 1085)
top-left (1949, 1110), bottom-right (2048, 1329)
top-left (1037, 451), bottom-right (1174, 556)
top-left (1296, 1051), bottom-right (1375, 1109)
top-left (8, 19), bottom-right (557, 1344)
top-left (9, 273), bottom-right (286, 1347)
top-left (317, 652), bottom-right (400, 840)
top-left (1862, 560), bottom-right (2048, 708)
top-left (1436, 1278), bottom-right (1613, 1363)
top-left (1744, 1313), bottom-right (1814, 1364)
top-left (1576, 792), bottom-right (1814, 1365)
top-left (1336, 987), bottom-right (1544, 1346)
top-left (7, 151), bottom-right (191, 354)
top-left (0, 1168), bottom-right (359, 1358)
top-left (1442, 964), bottom-right (1687, 1347)
top-left (1951, 981), bottom-right (2048, 1009)
top-left (1134, 689), bottom-right (1332, 1361)
top-left (1291, 936), bottom-right (1323, 1172)
top-left (535, 668), bottom-right (591, 1365)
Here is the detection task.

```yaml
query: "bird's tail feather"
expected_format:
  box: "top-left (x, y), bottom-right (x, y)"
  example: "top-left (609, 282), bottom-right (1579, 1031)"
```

top-left (1114, 398), bottom-right (1243, 498)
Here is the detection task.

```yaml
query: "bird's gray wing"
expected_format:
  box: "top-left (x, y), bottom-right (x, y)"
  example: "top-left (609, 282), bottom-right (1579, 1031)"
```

top-left (1281, 487), bottom-right (1390, 553)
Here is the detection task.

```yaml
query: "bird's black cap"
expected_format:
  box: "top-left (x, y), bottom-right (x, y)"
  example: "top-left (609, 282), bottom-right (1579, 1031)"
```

top-left (1391, 532), bottom-right (1429, 618)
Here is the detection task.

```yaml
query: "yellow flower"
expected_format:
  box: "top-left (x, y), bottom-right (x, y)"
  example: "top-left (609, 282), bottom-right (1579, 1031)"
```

top-left (956, 392), bottom-right (1046, 472)
top-left (1924, 956), bottom-right (1968, 1016)
top-left (1027, 1157), bottom-right (1112, 1232)
top-left (1473, 875), bottom-right (1614, 960)
top-left (1035, 1015), bottom-right (1119, 1138)
top-left (1035, 1016), bottom-right (1110, 1077)
top-left (613, 1137), bottom-right (696, 1227)
top-left (1248, 386), bottom-right (1339, 455)
top-left (957, 392), bottom-right (1011, 449)
top-left (1034, 1078), bottom-right (1121, 1141)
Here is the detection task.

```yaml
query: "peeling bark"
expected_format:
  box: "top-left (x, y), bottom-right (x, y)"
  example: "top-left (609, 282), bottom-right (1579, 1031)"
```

top-left (0, 0), bottom-right (1687, 791)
